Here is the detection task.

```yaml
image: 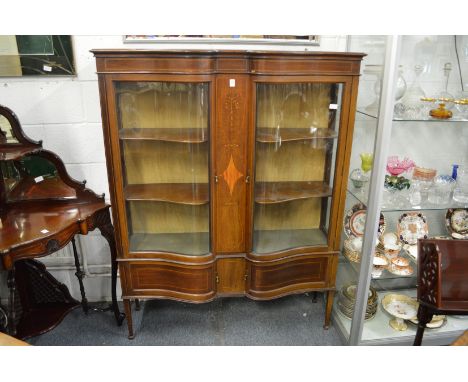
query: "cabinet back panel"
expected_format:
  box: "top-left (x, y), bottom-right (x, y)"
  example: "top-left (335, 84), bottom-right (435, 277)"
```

top-left (255, 142), bottom-right (327, 182)
top-left (117, 82), bottom-right (208, 129)
top-left (256, 83), bottom-right (332, 129)
top-left (254, 198), bottom-right (321, 230)
top-left (128, 201), bottom-right (209, 233)
top-left (122, 141), bottom-right (208, 184)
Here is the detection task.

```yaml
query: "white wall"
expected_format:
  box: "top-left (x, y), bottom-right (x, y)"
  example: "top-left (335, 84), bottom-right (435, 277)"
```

top-left (0, 35), bottom-right (347, 302)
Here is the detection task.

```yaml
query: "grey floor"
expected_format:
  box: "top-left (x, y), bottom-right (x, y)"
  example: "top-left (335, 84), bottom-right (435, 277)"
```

top-left (26, 293), bottom-right (342, 346)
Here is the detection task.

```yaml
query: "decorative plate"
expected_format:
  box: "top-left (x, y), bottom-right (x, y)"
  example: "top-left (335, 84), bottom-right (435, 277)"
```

top-left (409, 315), bottom-right (447, 329)
top-left (445, 208), bottom-right (468, 239)
top-left (391, 256), bottom-right (410, 267)
top-left (382, 294), bottom-right (418, 320)
top-left (344, 203), bottom-right (386, 238)
top-left (397, 212), bottom-right (429, 245)
top-left (381, 294), bottom-right (418, 331)
top-left (387, 263), bottom-right (414, 276)
top-left (403, 244), bottom-right (418, 261)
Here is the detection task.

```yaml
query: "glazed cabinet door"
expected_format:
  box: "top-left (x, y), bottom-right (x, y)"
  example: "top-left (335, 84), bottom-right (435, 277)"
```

top-left (108, 77), bottom-right (212, 257)
top-left (252, 80), bottom-right (347, 255)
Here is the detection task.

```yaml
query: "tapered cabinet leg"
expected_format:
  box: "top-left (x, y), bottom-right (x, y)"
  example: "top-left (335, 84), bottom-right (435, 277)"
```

top-left (7, 266), bottom-right (16, 336)
top-left (324, 290), bottom-right (335, 330)
top-left (123, 299), bottom-right (134, 339)
top-left (71, 237), bottom-right (89, 314)
top-left (97, 210), bottom-right (125, 326)
top-left (312, 291), bottom-right (318, 303)
top-left (413, 305), bottom-right (432, 346)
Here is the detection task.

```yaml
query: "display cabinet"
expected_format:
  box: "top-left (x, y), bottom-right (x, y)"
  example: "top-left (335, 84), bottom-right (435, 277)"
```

top-left (333, 35), bottom-right (468, 345)
top-left (93, 50), bottom-right (365, 338)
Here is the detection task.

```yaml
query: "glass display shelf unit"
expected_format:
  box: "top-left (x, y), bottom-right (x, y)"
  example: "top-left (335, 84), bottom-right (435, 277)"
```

top-left (357, 109), bottom-right (468, 122)
top-left (335, 35), bottom-right (468, 346)
top-left (347, 186), bottom-right (468, 212)
top-left (340, 251), bottom-right (418, 282)
top-left (333, 281), bottom-right (468, 345)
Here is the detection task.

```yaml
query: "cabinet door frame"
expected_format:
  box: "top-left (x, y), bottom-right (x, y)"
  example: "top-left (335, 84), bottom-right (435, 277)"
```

top-left (102, 73), bottom-right (216, 264)
top-left (246, 74), bottom-right (358, 261)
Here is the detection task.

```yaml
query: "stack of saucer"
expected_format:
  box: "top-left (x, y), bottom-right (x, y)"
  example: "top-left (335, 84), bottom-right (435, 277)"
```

top-left (338, 284), bottom-right (378, 320)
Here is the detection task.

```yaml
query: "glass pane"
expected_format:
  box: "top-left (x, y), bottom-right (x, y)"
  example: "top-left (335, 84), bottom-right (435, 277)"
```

top-left (333, 35), bottom-right (387, 344)
top-left (116, 81), bottom-right (210, 256)
top-left (253, 82), bottom-right (342, 253)
top-left (5, 155), bottom-right (77, 201)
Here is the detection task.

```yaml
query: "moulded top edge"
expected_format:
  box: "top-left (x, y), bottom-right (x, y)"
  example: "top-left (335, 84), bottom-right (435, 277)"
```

top-left (90, 49), bottom-right (366, 59)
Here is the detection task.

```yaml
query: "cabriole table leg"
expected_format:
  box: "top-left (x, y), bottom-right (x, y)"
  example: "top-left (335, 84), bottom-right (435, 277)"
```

top-left (97, 210), bottom-right (125, 326)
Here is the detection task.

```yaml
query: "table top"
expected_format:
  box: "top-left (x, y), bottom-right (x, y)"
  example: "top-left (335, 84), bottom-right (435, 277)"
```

top-left (0, 200), bottom-right (108, 254)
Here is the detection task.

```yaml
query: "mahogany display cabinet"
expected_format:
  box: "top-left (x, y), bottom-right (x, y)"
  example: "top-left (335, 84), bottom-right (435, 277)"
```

top-left (92, 50), bottom-right (365, 338)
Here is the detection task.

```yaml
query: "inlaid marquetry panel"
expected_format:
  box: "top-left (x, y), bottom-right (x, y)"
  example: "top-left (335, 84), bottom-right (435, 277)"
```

top-left (213, 75), bottom-right (250, 253)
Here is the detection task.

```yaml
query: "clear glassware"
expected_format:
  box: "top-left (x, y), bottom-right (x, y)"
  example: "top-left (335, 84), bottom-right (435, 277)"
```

top-left (363, 65), bottom-right (383, 113)
top-left (409, 181), bottom-right (422, 206)
top-left (436, 63), bottom-right (455, 110)
top-left (428, 175), bottom-right (456, 205)
top-left (399, 65), bottom-right (426, 119)
top-left (395, 66), bottom-right (407, 102)
top-left (412, 166), bottom-right (437, 203)
top-left (454, 98), bottom-right (468, 119)
top-left (453, 165), bottom-right (468, 203)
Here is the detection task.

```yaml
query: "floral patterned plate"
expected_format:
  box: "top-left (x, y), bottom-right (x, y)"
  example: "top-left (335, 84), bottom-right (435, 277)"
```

top-left (344, 203), bottom-right (386, 238)
top-left (445, 208), bottom-right (468, 239)
top-left (397, 212), bottom-right (429, 245)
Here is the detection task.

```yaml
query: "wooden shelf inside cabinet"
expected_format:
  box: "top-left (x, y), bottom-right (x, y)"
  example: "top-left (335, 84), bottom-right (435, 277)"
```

top-left (124, 183), bottom-right (209, 205)
top-left (129, 232), bottom-right (209, 255)
top-left (256, 127), bottom-right (337, 143)
top-left (119, 128), bottom-right (208, 143)
top-left (253, 228), bottom-right (328, 254)
top-left (0, 146), bottom-right (41, 161)
top-left (255, 181), bottom-right (332, 204)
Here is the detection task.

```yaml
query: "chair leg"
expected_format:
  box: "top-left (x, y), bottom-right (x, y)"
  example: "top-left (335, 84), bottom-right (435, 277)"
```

top-left (414, 305), bottom-right (433, 346)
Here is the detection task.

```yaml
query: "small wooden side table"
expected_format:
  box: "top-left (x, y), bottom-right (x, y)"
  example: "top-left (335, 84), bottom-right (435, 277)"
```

top-left (0, 104), bottom-right (125, 339)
